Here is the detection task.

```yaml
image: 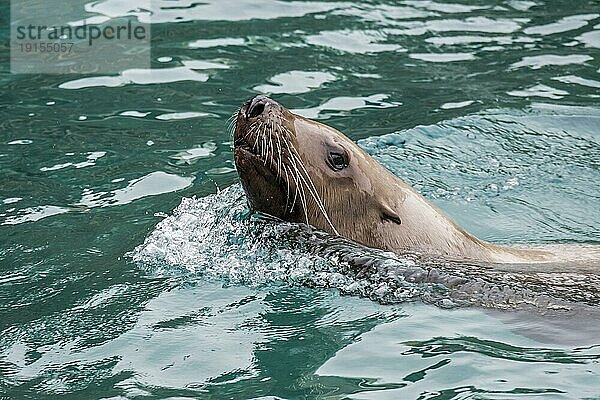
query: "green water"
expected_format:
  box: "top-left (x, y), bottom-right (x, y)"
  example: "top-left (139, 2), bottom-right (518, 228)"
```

top-left (2, 1), bottom-right (600, 399)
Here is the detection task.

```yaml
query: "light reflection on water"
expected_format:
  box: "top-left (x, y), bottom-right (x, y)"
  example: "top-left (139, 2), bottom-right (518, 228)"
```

top-left (1, 0), bottom-right (599, 398)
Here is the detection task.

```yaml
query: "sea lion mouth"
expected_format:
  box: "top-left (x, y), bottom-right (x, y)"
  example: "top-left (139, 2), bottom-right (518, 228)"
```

top-left (234, 144), bottom-right (260, 161)
top-left (232, 95), bottom-right (297, 220)
top-left (232, 95), bottom-right (340, 235)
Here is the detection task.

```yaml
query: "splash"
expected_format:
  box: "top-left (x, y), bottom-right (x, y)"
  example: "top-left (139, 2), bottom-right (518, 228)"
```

top-left (131, 184), bottom-right (432, 302)
top-left (131, 183), bottom-right (598, 311)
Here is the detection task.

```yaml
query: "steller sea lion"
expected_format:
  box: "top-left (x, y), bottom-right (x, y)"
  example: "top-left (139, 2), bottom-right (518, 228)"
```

top-left (233, 95), bottom-right (598, 264)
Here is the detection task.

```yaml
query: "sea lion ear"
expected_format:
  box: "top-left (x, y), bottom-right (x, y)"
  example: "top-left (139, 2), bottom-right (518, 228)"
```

top-left (380, 202), bottom-right (401, 225)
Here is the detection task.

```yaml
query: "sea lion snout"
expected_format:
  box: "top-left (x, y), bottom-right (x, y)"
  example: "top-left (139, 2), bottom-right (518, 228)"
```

top-left (244, 95), bottom-right (279, 119)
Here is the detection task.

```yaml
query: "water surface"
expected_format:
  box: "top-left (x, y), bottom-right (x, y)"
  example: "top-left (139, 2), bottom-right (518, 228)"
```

top-left (1, 1), bottom-right (600, 398)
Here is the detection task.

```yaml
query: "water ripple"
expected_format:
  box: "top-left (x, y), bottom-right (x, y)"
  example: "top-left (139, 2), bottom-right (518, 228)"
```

top-left (77, 171), bottom-right (194, 208)
top-left (306, 30), bottom-right (404, 53)
top-left (291, 94), bottom-right (401, 119)
top-left (2, 1), bottom-right (600, 397)
top-left (510, 54), bottom-right (593, 70)
top-left (523, 14), bottom-right (598, 36)
top-left (254, 71), bottom-right (336, 94)
top-left (59, 60), bottom-right (229, 89)
top-left (87, 0), bottom-right (346, 23)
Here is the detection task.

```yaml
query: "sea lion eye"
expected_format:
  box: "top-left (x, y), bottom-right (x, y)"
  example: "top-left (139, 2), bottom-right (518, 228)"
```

top-left (328, 151), bottom-right (348, 171)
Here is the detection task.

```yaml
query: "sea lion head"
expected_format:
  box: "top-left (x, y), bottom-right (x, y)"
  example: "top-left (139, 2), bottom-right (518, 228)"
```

top-left (233, 95), bottom-right (404, 249)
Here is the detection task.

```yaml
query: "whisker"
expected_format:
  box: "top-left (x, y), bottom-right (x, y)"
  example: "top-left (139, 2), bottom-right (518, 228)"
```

top-left (238, 113), bottom-right (333, 232)
top-left (265, 121), bottom-right (273, 166)
top-left (286, 158), bottom-right (307, 223)
top-left (269, 122), bottom-right (275, 170)
top-left (295, 166), bottom-right (309, 225)
top-left (260, 122), bottom-right (267, 161)
top-left (226, 108), bottom-right (239, 138)
top-left (288, 161), bottom-right (300, 213)
top-left (275, 132), bottom-right (283, 179)
top-left (250, 124), bottom-right (261, 149)
top-left (288, 149), bottom-right (339, 235)
top-left (282, 164), bottom-right (291, 212)
top-left (242, 125), bottom-right (256, 143)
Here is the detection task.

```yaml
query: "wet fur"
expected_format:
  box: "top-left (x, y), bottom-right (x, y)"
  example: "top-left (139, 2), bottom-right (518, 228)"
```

top-left (234, 97), bottom-right (598, 265)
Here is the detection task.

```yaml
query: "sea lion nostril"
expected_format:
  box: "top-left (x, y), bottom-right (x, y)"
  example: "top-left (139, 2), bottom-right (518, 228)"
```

top-left (248, 101), bottom-right (265, 118)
